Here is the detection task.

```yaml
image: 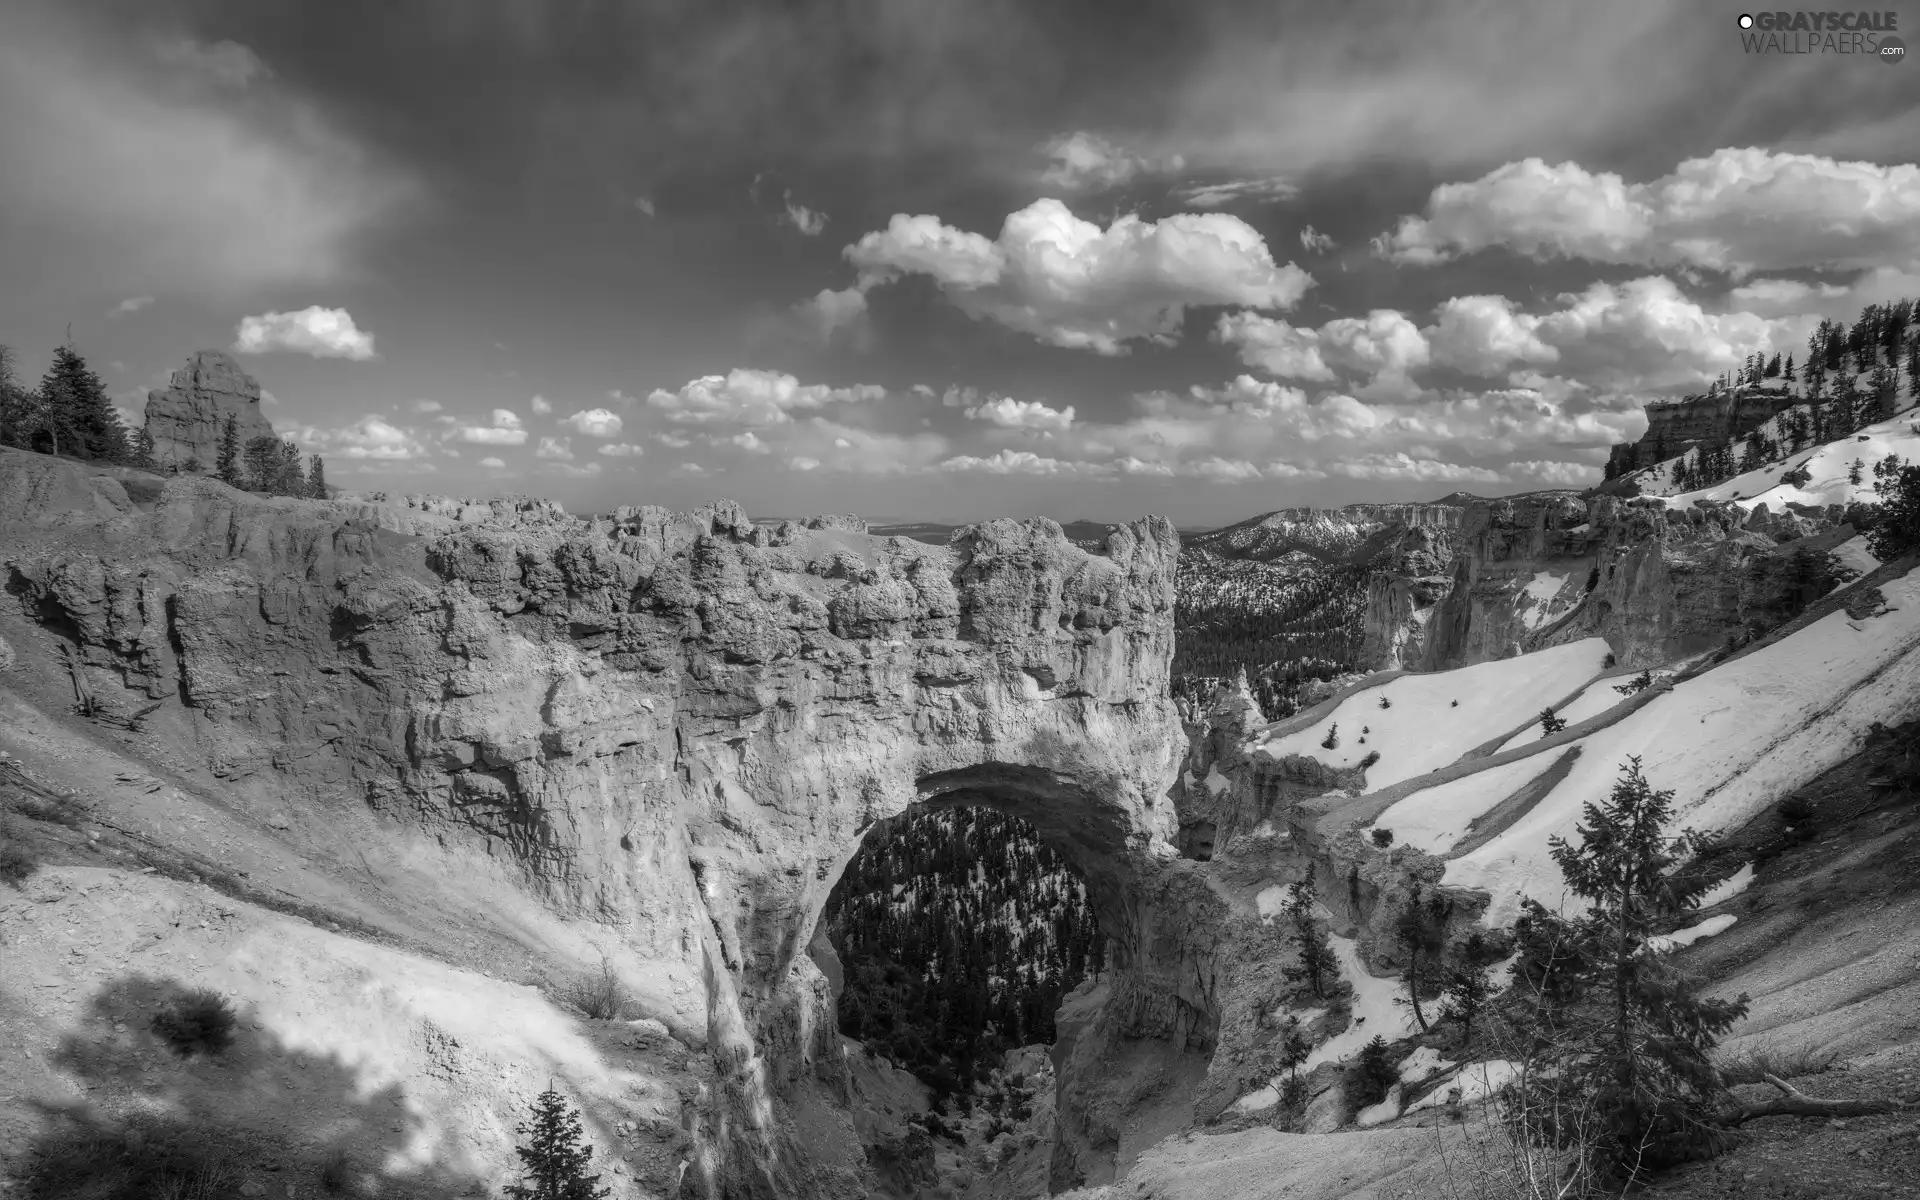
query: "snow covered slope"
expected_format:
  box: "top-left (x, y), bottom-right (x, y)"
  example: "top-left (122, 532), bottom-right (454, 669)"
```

top-left (1374, 569), bottom-right (1920, 925)
top-left (1257, 638), bottom-right (1613, 790)
top-left (1665, 410), bottom-right (1920, 513)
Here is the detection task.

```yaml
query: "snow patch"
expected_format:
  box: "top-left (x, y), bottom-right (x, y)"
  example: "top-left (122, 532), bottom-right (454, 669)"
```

top-left (1647, 913), bottom-right (1737, 952)
top-left (1398, 1045), bottom-right (1456, 1084)
top-left (1698, 863), bottom-right (1754, 909)
top-left (1372, 754), bottom-right (1562, 856)
top-left (1302, 934), bottom-right (1421, 1072)
top-left (1204, 764), bottom-right (1230, 796)
top-left (1665, 409), bottom-right (1920, 514)
top-left (1407, 1061), bottom-right (1523, 1113)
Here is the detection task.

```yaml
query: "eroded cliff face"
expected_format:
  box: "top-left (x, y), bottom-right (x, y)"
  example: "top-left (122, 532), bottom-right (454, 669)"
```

top-left (1369, 492), bottom-right (1855, 672)
top-left (0, 446), bottom-right (1208, 1197)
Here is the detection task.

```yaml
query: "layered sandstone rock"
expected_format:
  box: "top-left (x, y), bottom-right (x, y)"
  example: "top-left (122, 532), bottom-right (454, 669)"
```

top-left (0, 445), bottom-right (1203, 1197)
top-left (1605, 384), bottom-right (1797, 474)
top-left (142, 350), bottom-right (280, 473)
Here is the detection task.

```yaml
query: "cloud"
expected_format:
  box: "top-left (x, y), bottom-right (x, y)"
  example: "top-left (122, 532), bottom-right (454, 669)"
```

top-left (1426, 295), bottom-right (1560, 376)
top-left (560, 407), bottom-right (623, 437)
top-left (457, 409), bottom-right (528, 445)
top-left (782, 419), bottom-right (948, 476)
top-left (0, 20), bottom-right (412, 301)
top-left (1327, 453), bottom-right (1504, 483)
top-left (1379, 149), bottom-right (1920, 277)
top-left (535, 436), bottom-right (573, 461)
top-left (598, 442), bottom-right (644, 457)
top-left (961, 396), bottom-right (1075, 434)
top-left (259, 390), bottom-right (280, 408)
top-left (408, 398), bottom-right (443, 414)
top-left (1168, 177), bottom-right (1299, 208)
top-left (478, 456), bottom-right (506, 469)
top-left (1725, 277), bottom-right (1852, 311)
top-left (939, 449), bottom-right (1105, 476)
top-left (1298, 226), bottom-right (1336, 254)
top-left (233, 307), bottom-right (377, 360)
top-left (549, 460), bottom-right (602, 479)
top-left (1216, 310), bottom-right (1430, 400)
top-left (782, 286), bottom-right (873, 350)
top-left (634, 196), bottom-right (656, 217)
top-left (1038, 131), bottom-right (1182, 192)
top-left (646, 369), bottom-right (885, 426)
top-left (109, 295), bottom-right (154, 316)
top-left (844, 198), bottom-right (1313, 355)
top-left (780, 193), bottom-right (828, 236)
top-left (294, 415), bottom-right (429, 460)
top-left (153, 36), bottom-right (271, 88)
top-left (529, 395), bottom-right (553, 415)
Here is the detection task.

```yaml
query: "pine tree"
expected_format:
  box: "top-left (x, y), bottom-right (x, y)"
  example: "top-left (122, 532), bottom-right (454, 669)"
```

top-left (244, 434), bottom-right (281, 492)
top-left (1351, 1036), bottom-right (1397, 1108)
top-left (1526, 758), bottom-right (1751, 1188)
top-left (1763, 352), bottom-right (1780, 379)
top-left (133, 426), bottom-right (156, 469)
top-left (307, 454), bottom-right (329, 499)
top-left (1849, 459), bottom-right (1864, 486)
top-left (0, 343), bottom-right (41, 450)
top-left (36, 343), bottom-right (130, 462)
top-left (504, 1086), bottom-right (611, 1200)
top-left (1539, 707), bottom-right (1566, 736)
top-left (1783, 352), bottom-right (1796, 383)
top-left (216, 416), bottom-right (242, 487)
top-left (1440, 931), bottom-right (1493, 1051)
top-left (1908, 335), bottom-right (1920, 399)
top-left (1281, 864), bottom-right (1338, 1000)
top-left (1394, 882), bottom-right (1449, 1032)
top-left (1868, 455), bottom-right (1920, 560)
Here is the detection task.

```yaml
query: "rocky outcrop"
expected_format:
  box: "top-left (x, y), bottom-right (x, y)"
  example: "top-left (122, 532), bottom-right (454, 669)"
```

top-left (0, 445), bottom-right (1204, 1197)
top-left (142, 350), bottom-right (280, 473)
top-left (1394, 492), bottom-right (1854, 672)
top-left (1606, 384), bottom-right (1797, 474)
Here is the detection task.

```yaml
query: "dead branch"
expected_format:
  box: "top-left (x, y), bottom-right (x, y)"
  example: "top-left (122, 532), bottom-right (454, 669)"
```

top-left (1727, 1073), bottom-right (1909, 1124)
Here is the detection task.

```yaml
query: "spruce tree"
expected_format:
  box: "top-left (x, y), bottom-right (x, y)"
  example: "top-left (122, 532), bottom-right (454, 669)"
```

top-left (216, 415), bottom-right (242, 487)
top-left (244, 434), bottom-right (281, 492)
top-left (36, 343), bottom-right (129, 462)
top-left (1521, 758), bottom-right (1751, 1188)
top-left (504, 1086), bottom-right (611, 1200)
top-left (133, 426), bottom-right (156, 469)
top-left (0, 343), bottom-right (39, 449)
top-left (1540, 707), bottom-right (1566, 736)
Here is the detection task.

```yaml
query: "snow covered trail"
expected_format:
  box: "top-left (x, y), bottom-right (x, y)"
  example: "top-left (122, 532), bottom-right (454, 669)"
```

top-left (1258, 639), bottom-right (1613, 791)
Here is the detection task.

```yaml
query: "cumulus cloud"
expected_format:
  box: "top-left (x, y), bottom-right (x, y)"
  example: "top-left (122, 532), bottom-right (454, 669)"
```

top-left (1038, 131), bottom-right (1181, 192)
top-left (1168, 178), bottom-right (1299, 208)
top-left (408, 398), bottom-right (443, 414)
top-left (939, 449), bottom-right (1108, 475)
top-left (1725, 277), bottom-right (1852, 311)
top-left (109, 295), bottom-right (154, 316)
top-left (535, 436), bottom-right (573, 461)
top-left (634, 196), bottom-right (656, 218)
top-left (549, 460), bottom-right (602, 479)
top-left (478, 456), bottom-right (505, 469)
top-left (960, 396), bottom-right (1075, 434)
top-left (1426, 295), bottom-right (1560, 376)
top-left (457, 409), bottom-right (528, 445)
top-left (598, 442), bottom-right (644, 457)
top-left (560, 407), bottom-right (623, 437)
top-left (1379, 148), bottom-right (1920, 277)
top-left (1298, 226), bottom-right (1336, 254)
top-left (529, 395), bottom-right (552, 416)
top-left (1216, 310), bottom-right (1430, 400)
top-left (1327, 454), bottom-right (1504, 483)
top-left (843, 198), bottom-right (1313, 355)
top-left (646, 369), bottom-right (885, 426)
top-left (293, 415), bottom-right (429, 460)
top-left (233, 307), bottom-right (376, 360)
top-left (0, 20), bottom-right (412, 302)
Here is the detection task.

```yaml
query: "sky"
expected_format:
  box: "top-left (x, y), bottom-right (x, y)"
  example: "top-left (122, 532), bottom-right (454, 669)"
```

top-left (1, 0), bottom-right (1917, 528)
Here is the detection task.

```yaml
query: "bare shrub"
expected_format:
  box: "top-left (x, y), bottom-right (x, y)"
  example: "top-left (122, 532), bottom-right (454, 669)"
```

top-left (150, 988), bottom-right (239, 1057)
top-left (560, 958), bottom-right (629, 1021)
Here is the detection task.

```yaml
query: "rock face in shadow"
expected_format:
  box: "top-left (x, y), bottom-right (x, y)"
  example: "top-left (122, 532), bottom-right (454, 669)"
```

top-left (0, 445), bottom-right (1204, 1197)
top-left (1366, 493), bottom-right (1854, 672)
top-left (142, 350), bottom-right (280, 473)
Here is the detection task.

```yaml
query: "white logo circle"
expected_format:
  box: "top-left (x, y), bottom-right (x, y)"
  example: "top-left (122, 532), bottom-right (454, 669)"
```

top-left (1738, 13), bottom-right (1755, 29)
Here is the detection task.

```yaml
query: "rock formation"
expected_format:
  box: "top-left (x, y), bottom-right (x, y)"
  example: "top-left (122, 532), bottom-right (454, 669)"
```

top-left (1605, 384), bottom-right (1797, 475)
top-left (1364, 491), bottom-right (1858, 672)
top-left (0, 445), bottom-right (1212, 1196)
top-left (142, 350), bottom-right (280, 473)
